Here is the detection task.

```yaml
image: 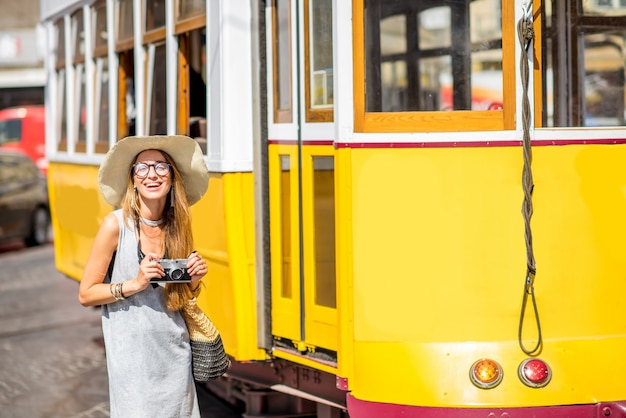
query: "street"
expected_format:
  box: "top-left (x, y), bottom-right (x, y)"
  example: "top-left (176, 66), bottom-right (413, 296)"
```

top-left (0, 242), bottom-right (242, 418)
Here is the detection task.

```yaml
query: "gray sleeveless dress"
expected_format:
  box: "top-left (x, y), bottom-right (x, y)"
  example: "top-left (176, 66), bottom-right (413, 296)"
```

top-left (102, 210), bottom-right (200, 418)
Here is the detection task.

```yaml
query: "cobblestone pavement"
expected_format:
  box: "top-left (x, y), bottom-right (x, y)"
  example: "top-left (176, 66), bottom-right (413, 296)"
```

top-left (0, 243), bottom-right (242, 418)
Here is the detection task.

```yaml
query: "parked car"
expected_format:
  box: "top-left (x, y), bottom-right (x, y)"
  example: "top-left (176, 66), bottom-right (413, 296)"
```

top-left (0, 105), bottom-right (47, 175)
top-left (0, 150), bottom-right (50, 246)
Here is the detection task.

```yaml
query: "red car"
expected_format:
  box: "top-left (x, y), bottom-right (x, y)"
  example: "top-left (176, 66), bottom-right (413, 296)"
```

top-left (0, 105), bottom-right (46, 175)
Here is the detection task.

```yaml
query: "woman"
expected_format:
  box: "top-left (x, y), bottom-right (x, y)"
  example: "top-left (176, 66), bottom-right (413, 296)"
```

top-left (79, 135), bottom-right (210, 418)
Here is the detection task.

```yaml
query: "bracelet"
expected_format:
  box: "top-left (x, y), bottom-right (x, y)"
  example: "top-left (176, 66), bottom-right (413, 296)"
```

top-left (110, 282), bottom-right (126, 301)
top-left (109, 283), bottom-right (118, 300)
top-left (118, 282), bottom-right (126, 299)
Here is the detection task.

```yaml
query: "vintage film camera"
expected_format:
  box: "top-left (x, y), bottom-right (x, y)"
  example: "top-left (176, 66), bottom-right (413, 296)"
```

top-left (154, 258), bottom-right (191, 282)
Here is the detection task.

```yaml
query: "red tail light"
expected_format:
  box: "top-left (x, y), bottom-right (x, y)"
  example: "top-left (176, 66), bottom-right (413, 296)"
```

top-left (518, 358), bottom-right (551, 388)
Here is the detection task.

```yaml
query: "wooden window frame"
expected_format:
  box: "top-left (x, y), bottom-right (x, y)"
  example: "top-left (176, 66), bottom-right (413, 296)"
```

top-left (353, 1), bottom-right (516, 133)
top-left (304, 0), bottom-right (334, 123)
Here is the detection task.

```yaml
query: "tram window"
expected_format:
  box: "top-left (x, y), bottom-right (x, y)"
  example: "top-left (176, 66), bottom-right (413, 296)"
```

top-left (118, 51), bottom-right (136, 137)
top-left (177, 28), bottom-right (206, 140)
top-left (313, 156), bottom-right (336, 309)
top-left (179, 0), bottom-right (205, 20)
top-left (72, 9), bottom-right (85, 61)
top-left (146, 0), bottom-right (166, 32)
top-left (115, 0), bottom-right (135, 138)
top-left (147, 43), bottom-right (167, 135)
top-left (94, 58), bottom-right (110, 150)
top-left (279, 155), bottom-right (293, 298)
top-left (93, 1), bottom-right (108, 52)
top-left (176, 0), bottom-right (206, 34)
top-left (365, 0), bottom-right (502, 113)
top-left (54, 19), bottom-right (67, 151)
top-left (543, 1), bottom-right (626, 127)
top-left (305, 0), bottom-right (334, 122)
top-left (55, 19), bottom-right (66, 68)
top-left (273, 0), bottom-right (293, 123)
top-left (72, 9), bottom-right (87, 151)
top-left (117, 0), bottom-right (134, 49)
top-left (93, 0), bottom-right (110, 152)
top-left (357, 0), bottom-right (512, 132)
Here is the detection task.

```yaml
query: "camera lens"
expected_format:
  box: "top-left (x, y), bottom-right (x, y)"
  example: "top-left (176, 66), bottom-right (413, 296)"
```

top-left (170, 269), bottom-right (184, 280)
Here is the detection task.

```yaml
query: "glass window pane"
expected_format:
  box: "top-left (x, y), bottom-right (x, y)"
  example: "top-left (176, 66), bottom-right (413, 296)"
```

top-left (179, 0), bottom-right (205, 20)
top-left (0, 120), bottom-right (22, 145)
top-left (189, 28), bottom-right (207, 117)
top-left (313, 156), bottom-right (336, 309)
top-left (582, 32), bottom-right (626, 126)
top-left (149, 44), bottom-right (167, 134)
top-left (543, 1), bottom-right (626, 127)
top-left (72, 9), bottom-right (85, 60)
top-left (96, 57), bottom-right (110, 151)
top-left (274, 0), bottom-right (292, 122)
top-left (120, 50), bottom-right (136, 137)
top-left (56, 19), bottom-right (65, 66)
top-left (365, 0), bottom-right (502, 113)
top-left (419, 7), bottom-right (449, 49)
top-left (76, 65), bottom-right (87, 149)
top-left (93, 1), bottom-right (108, 51)
top-left (309, 0), bottom-right (334, 108)
top-left (57, 70), bottom-right (67, 151)
top-left (280, 155), bottom-right (292, 298)
top-left (584, 0), bottom-right (626, 15)
top-left (118, 0), bottom-right (134, 41)
top-left (146, 0), bottom-right (166, 31)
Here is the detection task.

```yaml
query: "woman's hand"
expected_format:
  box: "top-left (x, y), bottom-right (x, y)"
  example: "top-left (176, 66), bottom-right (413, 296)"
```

top-left (134, 252), bottom-right (165, 290)
top-left (186, 251), bottom-right (207, 287)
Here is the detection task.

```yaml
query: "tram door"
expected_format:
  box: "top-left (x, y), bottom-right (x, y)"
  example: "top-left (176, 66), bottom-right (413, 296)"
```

top-left (268, 0), bottom-right (338, 357)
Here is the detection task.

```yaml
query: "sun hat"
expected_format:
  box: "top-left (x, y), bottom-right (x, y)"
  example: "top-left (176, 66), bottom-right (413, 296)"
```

top-left (98, 135), bottom-right (209, 207)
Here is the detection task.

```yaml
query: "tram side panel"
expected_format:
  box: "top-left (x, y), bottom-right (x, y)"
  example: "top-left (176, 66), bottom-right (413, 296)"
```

top-left (192, 172), bottom-right (267, 362)
top-left (48, 163), bottom-right (110, 281)
top-left (341, 143), bottom-right (626, 412)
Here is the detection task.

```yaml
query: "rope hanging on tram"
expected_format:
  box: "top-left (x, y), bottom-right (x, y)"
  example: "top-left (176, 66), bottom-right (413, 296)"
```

top-left (517, 2), bottom-right (543, 356)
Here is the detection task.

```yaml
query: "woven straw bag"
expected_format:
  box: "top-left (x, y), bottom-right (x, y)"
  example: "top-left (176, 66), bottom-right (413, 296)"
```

top-left (181, 297), bottom-right (231, 382)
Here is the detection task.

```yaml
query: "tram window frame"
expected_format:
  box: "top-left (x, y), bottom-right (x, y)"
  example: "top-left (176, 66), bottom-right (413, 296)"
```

top-left (353, 0), bottom-right (515, 133)
top-left (304, 0), bottom-right (334, 123)
top-left (92, 0), bottom-right (110, 152)
top-left (71, 8), bottom-right (87, 151)
top-left (272, 0), bottom-right (293, 123)
top-left (55, 18), bottom-right (68, 152)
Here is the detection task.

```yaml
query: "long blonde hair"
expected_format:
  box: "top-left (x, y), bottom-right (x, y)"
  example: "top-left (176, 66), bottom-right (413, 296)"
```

top-left (120, 150), bottom-right (195, 311)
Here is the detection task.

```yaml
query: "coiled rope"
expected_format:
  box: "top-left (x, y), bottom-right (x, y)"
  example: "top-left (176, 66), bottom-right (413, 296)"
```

top-left (517, 2), bottom-right (542, 356)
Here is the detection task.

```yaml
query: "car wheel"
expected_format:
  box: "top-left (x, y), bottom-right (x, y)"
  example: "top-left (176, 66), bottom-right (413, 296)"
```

top-left (25, 206), bottom-right (50, 247)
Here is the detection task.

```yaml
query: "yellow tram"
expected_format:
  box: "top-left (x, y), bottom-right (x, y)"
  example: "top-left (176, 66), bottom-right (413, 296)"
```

top-left (41, 0), bottom-right (626, 416)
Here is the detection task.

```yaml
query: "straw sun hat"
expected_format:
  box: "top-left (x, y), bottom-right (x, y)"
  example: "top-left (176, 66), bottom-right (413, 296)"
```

top-left (98, 135), bottom-right (209, 207)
